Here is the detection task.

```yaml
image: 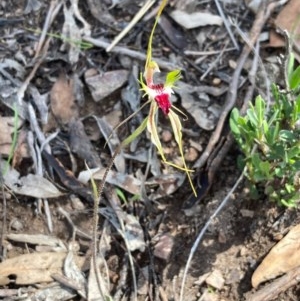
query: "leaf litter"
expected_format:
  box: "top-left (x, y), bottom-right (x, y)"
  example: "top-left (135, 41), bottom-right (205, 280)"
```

top-left (0, 1), bottom-right (300, 301)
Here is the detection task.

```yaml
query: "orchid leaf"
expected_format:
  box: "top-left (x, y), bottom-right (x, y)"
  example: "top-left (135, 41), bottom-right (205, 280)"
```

top-left (105, 99), bottom-right (151, 148)
top-left (122, 116), bottom-right (148, 147)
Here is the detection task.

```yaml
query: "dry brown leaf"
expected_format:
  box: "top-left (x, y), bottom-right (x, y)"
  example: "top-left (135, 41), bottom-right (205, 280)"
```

top-left (6, 234), bottom-right (66, 251)
top-left (0, 252), bottom-right (86, 285)
top-left (252, 224), bottom-right (300, 288)
top-left (78, 167), bottom-right (141, 195)
top-left (4, 167), bottom-right (63, 199)
top-left (50, 73), bottom-right (78, 126)
top-left (269, 0), bottom-right (300, 48)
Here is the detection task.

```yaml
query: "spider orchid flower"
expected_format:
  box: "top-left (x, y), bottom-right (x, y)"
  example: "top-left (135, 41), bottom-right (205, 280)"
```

top-left (120, 0), bottom-right (196, 196)
top-left (138, 65), bottom-right (197, 196)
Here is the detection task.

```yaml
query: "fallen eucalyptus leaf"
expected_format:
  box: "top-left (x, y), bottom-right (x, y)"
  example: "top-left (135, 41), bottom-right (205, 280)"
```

top-left (6, 234), bottom-right (66, 251)
top-left (78, 167), bottom-right (141, 195)
top-left (4, 166), bottom-right (63, 199)
top-left (0, 252), bottom-right (85, 285)
top-left (252, 224), bottom-right (300, 288)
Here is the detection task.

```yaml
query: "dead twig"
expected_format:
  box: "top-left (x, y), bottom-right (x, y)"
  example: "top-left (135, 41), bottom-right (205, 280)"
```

top-left (0, 162), bottom-right (7, 261)
top-left (214, 0), bottom-right (239, 50)
top-left (17, 38), bottom-right (51, 104)
top-left (34, 0), bottom-right (63, 59)
top-left (58, 207), bottom-right (92, 240)
top-left (184, 47), bottom-right (235, 56)
top-left (83, 36), bottom-right (180, 71)
top-left (106, 0), bottom-right (155, 52)
top-left (246, 266), bottom-right (300, 301)
top-left (200, 40), bottom-right (230, 80)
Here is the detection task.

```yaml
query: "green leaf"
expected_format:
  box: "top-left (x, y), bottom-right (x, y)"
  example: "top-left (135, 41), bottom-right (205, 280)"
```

top-left (122, 116), bottom-right (148, 147)
top-left (229, 109), bottom-right (241, 135)
top-left (247, 109), bottom-right (258, 127)
top-left (268, 109), bottom-right (279, 127)
top-left (115, 188), bottom-right (128, 204)
top-left (279, 130), bottom-right (296, 142)
top-left (262, 120), bottom-right (269, 134)
top-left (255, 95), bottom-right (265, 126)
top-left (231, 107), bottom-right (240, 120)
top-left (251, 153), bottom-right (262, 169)
top-left (265, 122), bottom-right (279, 145)
top-left (287, 145), bottom-right (300, 160)
top-left (259, 161), bottom-right (271, 178)
top-left (289, 65), bottom-right (300, 90)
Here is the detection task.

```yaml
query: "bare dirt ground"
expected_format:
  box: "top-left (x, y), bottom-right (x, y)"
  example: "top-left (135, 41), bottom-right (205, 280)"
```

top-left (1, 0), bottom-right (300, 300)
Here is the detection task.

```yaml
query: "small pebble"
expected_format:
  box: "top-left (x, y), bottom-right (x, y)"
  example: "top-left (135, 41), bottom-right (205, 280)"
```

top-left (205, 269), bottom-right (225, 290)
top-left (218, 229), bottom-right (227, 244)
top-left (184, 147), bottom-right (198, 162)
top-left (212, 78), bottom-right (221, 85)
top-left (194, 272), bottom-right (210, 286)
top-left (161, 130), bottom-right (173, 142)
top-left (11, 219), bottom-right (23, 231)
top-left (229, 59), bottom-right (237, 69)
top-left (84, 68), bottom-right (98, 78)
top-left (226, 268), bottom-right (243, 284)
top-left (273, 232), bottom-right (284, 241)
top-left (240, 209), bottom-right (254, 218)
top-left (153, 233), bottom-right (174, 261)
top-left (239, 246), bottom-right (248, 256)
top-left (70, 195), bottom-right (85, 210)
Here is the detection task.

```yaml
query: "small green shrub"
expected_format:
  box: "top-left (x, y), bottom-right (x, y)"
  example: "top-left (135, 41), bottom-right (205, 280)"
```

top-left (230, 54), bottom-right (300, 207)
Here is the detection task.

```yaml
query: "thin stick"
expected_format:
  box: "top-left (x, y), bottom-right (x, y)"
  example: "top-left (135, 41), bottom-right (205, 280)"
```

top-left (0, 164), bottom-right (7, 261)
top-left (184, 47), bottom-right (235, 56)
top-left (92, 146), bottom-right (122, 299)
top-left (214, 0), bottom-right (239, 50)
top-left (106, 0), bottom-right (155, 52)
top-left (34, 0), bottom-right (62, 59)
top-left (83, 36), bottom-right (179, 71)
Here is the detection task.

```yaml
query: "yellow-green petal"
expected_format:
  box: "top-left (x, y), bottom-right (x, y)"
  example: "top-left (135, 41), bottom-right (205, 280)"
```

top-left (165, 70), bottom-right (181, 89)
top-left (147, 101), bottom-right (166, 161)
top-left (168, 110), bottom-right (197, 196)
